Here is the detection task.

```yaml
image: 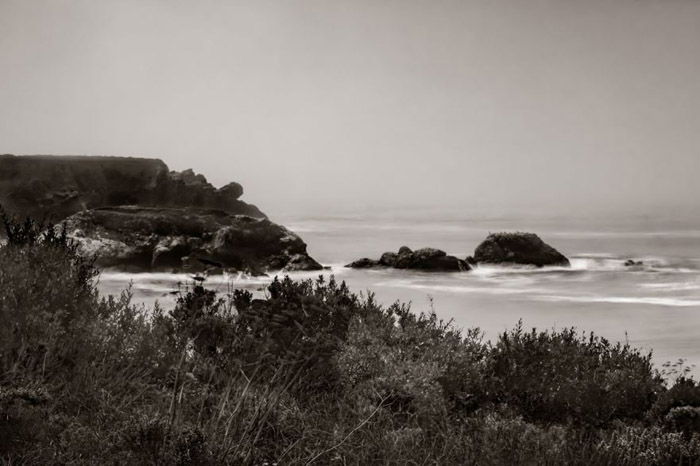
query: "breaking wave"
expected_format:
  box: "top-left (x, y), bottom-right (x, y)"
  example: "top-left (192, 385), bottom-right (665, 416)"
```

top-left (535, 295), bottom-right (700, 307)
top-left (469, 256), bottom-right (696, 276)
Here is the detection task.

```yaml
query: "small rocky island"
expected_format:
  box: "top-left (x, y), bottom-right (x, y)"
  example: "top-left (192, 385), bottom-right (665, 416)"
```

top-left (472, 232), bottom-right (570, 267)
top-left (346, 233), bottom-right (570, 272)
top-left (346, 246), bottom-right (470, 272)
top-left (0, 155), bottom-right (323, 273)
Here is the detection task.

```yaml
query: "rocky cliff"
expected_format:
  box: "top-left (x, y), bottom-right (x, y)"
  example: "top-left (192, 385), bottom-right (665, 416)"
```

top-left (0, 154), bottom-right (264, 221)
top-left (0, 154), bottom-right (326, 272)
top-left (63, 206), bottom-right (323, 273)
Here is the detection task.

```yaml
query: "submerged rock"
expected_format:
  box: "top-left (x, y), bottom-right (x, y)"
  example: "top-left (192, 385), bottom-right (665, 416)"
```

top-left (624, 259), bottom-right (644, 267)
top-left (63, 206), bottom-right (323, 273)
top-left (0, 154), bottom-right (265, 221)
top-left (346, 246), bottom-right (469, 272)
top-left (473, 232), bottom-right (570, 267)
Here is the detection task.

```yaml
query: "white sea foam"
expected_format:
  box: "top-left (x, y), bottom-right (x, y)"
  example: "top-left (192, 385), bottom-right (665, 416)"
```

top-left (467, 257), bottom-right (696, 276)
top-left (99, 264), bottom-right (347, 287)
top-left (536, 294), bottom-right (700, 307)
top-left (569, 256), bottom-right (671, 271)
top-left (468, 259), bottom-right (617, 276)
top-left (373, 279), bottom-right (548, 295)
top-left (546, 230), bottom-right (700, 239)
top-left (470, 264), bottom-right (574, 277)
top-left (640, 281), bottom-right (700, 292)
top-left (100, 271), bottom-right (266, 285)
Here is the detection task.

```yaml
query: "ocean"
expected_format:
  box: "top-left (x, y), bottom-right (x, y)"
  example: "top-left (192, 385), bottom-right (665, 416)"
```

top-left (98, 209), bottom-right (700, 376)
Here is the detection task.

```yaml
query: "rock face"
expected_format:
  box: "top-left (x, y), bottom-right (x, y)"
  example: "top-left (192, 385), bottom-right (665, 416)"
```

top-left (473, 232), bottom-right (569, 267)
top-left (346, 246), bottom-right (470, 272)
top-left (63, 206), bottom-right (322, 273)
top-left (0, 154), bottom-right (264, 221)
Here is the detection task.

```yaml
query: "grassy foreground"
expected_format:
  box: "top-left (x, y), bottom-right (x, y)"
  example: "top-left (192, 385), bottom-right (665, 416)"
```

top-left (1, 215), bottom-right (700, 465)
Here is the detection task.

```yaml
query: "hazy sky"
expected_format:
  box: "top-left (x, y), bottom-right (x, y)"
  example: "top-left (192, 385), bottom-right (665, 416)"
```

top-left (1, 0), bottom-right (699, 217)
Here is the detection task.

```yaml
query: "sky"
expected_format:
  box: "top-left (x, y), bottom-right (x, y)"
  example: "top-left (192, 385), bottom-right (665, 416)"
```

top-left (1, 0), bottom-right (699, 218)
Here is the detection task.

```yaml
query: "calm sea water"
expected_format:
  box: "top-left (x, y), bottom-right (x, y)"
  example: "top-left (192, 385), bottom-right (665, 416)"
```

top-left (99, 209), bottom-right (700, 376)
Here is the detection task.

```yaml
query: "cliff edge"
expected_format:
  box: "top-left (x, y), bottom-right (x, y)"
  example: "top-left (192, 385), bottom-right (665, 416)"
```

top-left (0, 154), bottom-right (265, 221)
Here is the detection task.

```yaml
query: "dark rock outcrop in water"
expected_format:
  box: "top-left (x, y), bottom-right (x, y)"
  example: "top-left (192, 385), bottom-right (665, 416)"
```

top-left (473, 232), bottom-right (570, 267)
top-left (346, 246), bottom-right (470, 272)
top-left (0, 154), bottom-right (264, 221)
top-left (63, 206), bottom-right (323, 273)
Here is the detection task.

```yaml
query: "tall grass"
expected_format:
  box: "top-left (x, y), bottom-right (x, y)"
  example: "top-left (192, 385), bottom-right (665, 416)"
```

top-left (1, 212), bottom-right (700, 464)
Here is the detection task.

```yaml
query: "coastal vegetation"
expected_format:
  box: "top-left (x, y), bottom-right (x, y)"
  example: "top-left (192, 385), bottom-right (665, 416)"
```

top-left (2, 213), bottom-right (700, 465)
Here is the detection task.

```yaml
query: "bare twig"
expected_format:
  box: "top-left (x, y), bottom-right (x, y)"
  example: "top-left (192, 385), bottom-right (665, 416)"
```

top-left (305, 395), bottom-right (388, 465)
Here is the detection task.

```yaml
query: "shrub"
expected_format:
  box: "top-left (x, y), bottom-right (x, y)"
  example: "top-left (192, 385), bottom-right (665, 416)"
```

top-left (652, 377), bottom-right (700, 419)
top-left (228, 275), bottom-right (365, 393)
top-left (596, 425), bottom-right (700, 465)
top-left (337, 304), bottom-right (491, 434)
top-left (665, 406), bottom-right (700, 438)
top-left (488, 322), bottom-right (663, 425)
top-left (0, 211), bottom-right (98, 383)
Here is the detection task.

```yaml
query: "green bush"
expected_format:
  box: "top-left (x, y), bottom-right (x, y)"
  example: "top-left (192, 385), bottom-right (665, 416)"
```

top-left (231, 275), bottom-right (361, 392)
top-left (652, 377), bottom-right (700, 418)
top-left (596, 425), bottom-right (700, 465)
top-left (489, 322), bottom-right (663, 425)
top-left (337, 306), bottom-right (490, 428)
top-left (665, 406), bottom-right (700, 438)
top-left (0, 213), bottom-right (99, 381)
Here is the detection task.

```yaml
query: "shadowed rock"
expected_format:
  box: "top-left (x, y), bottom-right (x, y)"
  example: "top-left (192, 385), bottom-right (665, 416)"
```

top-left (63, 206), bottom-right (322, 273)
top-left (473, 232), bottom-right (569, 267)
top-left (0, 154), bottom-right (265, 221)
top-left (346, 257), bottom-right (380, 268)
top-left (346, 246), bottom-right (469, 272)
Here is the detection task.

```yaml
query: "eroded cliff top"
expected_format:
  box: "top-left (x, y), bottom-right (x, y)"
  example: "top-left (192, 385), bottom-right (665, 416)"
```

top-left (0, 154), bottom-right (264, 221)
top-left (63, 206), bottom-right (322, 273)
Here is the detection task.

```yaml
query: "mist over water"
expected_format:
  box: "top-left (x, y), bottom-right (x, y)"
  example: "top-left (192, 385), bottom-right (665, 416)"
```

top-left (100, 209), bottom-right (700, 377)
